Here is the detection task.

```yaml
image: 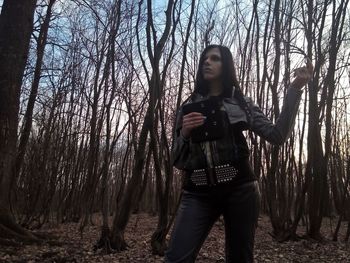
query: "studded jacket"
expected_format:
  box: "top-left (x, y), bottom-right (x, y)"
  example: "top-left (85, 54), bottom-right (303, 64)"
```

top-left (172, 87), bottom-right (303, 172)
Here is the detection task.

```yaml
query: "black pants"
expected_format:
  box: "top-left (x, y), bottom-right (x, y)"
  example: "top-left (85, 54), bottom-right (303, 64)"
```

top-left (165, 181), bottom-right (260, 263)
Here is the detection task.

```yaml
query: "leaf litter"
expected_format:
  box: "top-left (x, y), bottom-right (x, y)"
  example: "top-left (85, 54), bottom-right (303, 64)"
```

top-left (0, 214), bottom-right (349, 262)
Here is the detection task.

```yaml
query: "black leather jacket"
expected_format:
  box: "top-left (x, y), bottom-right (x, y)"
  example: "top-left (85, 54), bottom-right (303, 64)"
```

top-left (172, 87), bottom-right (303, 171)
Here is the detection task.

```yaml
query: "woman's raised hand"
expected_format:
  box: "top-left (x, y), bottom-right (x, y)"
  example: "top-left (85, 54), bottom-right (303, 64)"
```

top-left (181, 112), bottom-right (206, 139)
top-left (291, 58), bottom-right (314, 89)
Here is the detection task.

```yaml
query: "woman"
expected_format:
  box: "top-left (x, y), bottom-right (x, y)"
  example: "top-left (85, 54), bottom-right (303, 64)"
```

top-left (165, 45), bottom-right (313, 263)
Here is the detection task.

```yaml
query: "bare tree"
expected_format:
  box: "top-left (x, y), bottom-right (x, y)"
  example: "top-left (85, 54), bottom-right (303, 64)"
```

top-left (14, 0), bottom-right (57, 192)
top-left (303, 0), bottom-right (350, 240)
top-left (109, 0), bottom-right (175, 251)
top-left (0, 0), bottom-right (41, 246)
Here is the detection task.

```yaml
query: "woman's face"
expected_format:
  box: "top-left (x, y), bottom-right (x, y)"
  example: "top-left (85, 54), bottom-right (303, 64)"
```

top-left (202, 47), bottom-right (223, 82)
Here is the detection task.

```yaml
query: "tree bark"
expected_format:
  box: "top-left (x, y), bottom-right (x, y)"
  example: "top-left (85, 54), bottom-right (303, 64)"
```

top-left (0, 0), bottom-right (39, 245)
top-left (110, 107), bottom-right (151, 251)
top-left (14, 0), bottom-right (56, 190)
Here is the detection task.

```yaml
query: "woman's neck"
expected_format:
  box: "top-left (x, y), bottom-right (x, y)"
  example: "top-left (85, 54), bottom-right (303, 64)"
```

top-left (208, 81), bottom-right (223, 96)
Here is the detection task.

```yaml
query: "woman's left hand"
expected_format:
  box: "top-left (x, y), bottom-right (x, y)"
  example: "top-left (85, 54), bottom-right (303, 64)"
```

top-left (291, 58), bottom-right (314, 89)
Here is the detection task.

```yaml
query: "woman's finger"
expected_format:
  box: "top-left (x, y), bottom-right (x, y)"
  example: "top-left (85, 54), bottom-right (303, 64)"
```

top-left (305, 57), bottom-right (314, 73)
top-left (182, 113), bottom-right (206, 132)
top-left (295, 66), bottom-right (311, 77)
top-left (183, 118), bottom-right (205, 127)
top-left (183, 112), bottom-right (205, 122)
top-left (294, 67), bottom-right (306, 77)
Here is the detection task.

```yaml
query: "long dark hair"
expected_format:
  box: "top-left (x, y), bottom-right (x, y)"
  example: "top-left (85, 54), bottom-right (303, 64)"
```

top-left (194, 44), bottom-right (239, 97)
top-left (192, 44), bottom-right (251, 123)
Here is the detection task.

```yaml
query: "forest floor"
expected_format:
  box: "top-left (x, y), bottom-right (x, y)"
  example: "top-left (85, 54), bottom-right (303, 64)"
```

top-left (0, 213), bottom-right (349, 262)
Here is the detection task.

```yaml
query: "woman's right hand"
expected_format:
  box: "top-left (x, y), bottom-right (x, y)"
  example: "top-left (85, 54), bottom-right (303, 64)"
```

top-left (181, 112), bottom-right (206, 139)
top-left (291, 58), bottom-right (313, 89)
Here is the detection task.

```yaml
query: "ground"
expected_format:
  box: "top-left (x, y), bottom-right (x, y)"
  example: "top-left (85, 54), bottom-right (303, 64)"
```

top-left (0, 214), bottom-right (349, 262)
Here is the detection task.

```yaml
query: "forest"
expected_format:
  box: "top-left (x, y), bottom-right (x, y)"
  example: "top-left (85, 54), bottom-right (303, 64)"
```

top-left (0, 0), bottom-right (350, 262)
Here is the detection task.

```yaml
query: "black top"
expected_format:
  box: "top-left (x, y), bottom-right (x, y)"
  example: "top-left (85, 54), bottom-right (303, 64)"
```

top-left (182, 99), bottom-right (256, 192)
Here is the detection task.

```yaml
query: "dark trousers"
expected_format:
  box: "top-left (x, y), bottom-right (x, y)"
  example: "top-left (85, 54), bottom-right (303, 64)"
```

top-left (165, 181), bottom-right (260, 263)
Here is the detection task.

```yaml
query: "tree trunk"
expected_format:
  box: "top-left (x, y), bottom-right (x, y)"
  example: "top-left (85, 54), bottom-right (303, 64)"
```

top-left (0, 0), bottom-right (40, 245)
top-left (265, 0), bottom-right (291, 240)
top-left (110, 107), bottom-right (151, 251)
top-left (13, 0), bottom-right (56, 190)
top-left (307, 0), bottom-right (349, 240)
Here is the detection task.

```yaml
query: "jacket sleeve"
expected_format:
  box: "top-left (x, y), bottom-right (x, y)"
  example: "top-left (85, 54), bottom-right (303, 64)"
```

top-left (171, 106), bottom-right (190, 170)
top-left (249, 87), bottom-right (303, 145)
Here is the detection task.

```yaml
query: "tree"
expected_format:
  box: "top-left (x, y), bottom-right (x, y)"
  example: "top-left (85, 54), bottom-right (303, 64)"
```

top-left (14, 0), bottom-right (57, 192)
top-left (305, 0), bottom-right (349, 240)
top-left (109, 0), bottom-right (175, 251)
top-left (0, 0), bottom-right (39, 245)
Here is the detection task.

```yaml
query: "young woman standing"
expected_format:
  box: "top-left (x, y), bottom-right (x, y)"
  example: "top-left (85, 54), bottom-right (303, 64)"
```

top-left (165, 45), bottom-right (313, 263)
